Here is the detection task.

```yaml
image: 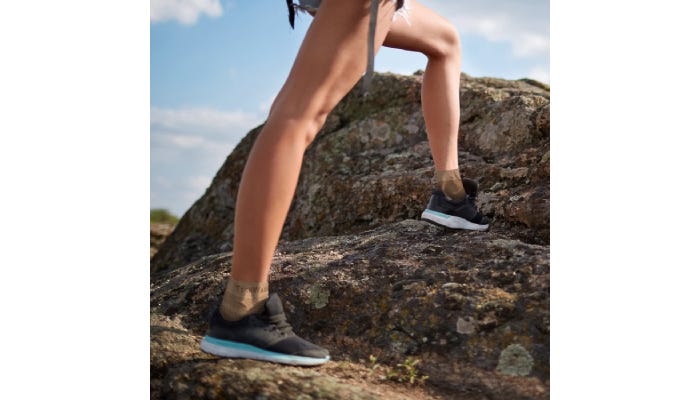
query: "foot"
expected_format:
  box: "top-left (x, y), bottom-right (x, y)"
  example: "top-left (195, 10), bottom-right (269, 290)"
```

top-left (200, 293), bottom-right (330, 366)
top-left (421, 179), bottom-right (490, 231)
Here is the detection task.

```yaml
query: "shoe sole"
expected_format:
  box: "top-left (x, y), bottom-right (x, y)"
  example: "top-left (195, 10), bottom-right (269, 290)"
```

top-left (200, 336), bottom-right (331, 366)
top-left (421, 209), bottom-right (489, 231)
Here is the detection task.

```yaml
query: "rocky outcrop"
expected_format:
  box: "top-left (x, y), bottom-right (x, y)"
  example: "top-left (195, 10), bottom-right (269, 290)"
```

top-left (150, 72), bottom-right (550, 399)
top-left (151, 223), bottom-right (176, 258)
top-left (151, 220), bottom-right (549, 399)
top-left (151, 72), bottom-right (550, 274)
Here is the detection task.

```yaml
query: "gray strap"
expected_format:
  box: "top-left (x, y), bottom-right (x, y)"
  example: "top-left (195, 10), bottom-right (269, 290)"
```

top-left (362, 0), bottom-right (380, 95)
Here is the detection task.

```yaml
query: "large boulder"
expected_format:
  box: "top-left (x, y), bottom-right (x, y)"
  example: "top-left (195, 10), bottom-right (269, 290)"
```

top-left (151, 72), bottom-right (549, 273)
top-left (150, 72), bottom-right (550, 399)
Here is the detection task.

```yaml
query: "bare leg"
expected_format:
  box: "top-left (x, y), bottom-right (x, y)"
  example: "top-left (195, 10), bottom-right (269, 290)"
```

top-left (231, 0), bottom-right (398, 283)
top-left (383, 1), bottom-right (462, 172)
top-left (383, 4), bottom-right (491, 230)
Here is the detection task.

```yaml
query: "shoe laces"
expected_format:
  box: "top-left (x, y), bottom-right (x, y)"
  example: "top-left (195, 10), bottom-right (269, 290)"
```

top-left (265, 313), bottom-right (294, 336)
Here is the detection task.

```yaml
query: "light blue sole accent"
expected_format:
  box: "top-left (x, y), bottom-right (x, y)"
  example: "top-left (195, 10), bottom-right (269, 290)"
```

top-left (421, 208), bottom-right (489, 231)
top-left (200, 336), bottom-right (330, 366)
top-left (423, 209), bottom-right (451, 219)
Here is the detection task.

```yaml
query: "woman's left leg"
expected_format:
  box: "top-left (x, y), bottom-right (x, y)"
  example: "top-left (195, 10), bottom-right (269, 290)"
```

top-left (384, 1), bottom-right (462, 175)
top-left (384, 1), bottom-right (490, 230)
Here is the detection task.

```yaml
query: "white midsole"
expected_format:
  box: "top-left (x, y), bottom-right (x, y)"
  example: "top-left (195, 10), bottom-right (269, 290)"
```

top-left (200, 337), bottom-right (330, 366)
top-left (421, 209), bottom-right (489, 231)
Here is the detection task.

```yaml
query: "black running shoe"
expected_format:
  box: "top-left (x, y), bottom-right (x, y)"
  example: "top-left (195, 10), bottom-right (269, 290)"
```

top-left (421, 179), bottom-right (490, 231)
top-left (200, 293), bottom-right (330, 366)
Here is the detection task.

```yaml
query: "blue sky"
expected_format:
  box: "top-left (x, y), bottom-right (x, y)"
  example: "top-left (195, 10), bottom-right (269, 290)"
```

top-left (151, 0), bottom-right (550, 216)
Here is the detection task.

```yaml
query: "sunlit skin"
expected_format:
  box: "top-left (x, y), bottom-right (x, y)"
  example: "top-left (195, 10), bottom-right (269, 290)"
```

top-left (231, 0), bottom-right (463, 282)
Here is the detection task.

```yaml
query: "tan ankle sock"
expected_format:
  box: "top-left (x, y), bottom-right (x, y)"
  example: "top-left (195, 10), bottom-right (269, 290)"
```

top-left (219, 279), bottom-right (269, 321)
top-left (436, 169), bottom-right (466, 201)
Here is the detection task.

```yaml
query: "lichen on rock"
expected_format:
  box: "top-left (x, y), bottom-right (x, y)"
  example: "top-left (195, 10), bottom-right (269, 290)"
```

top-left (456, 316), bottom-right (476, 335)
top-left (496, 344), bottom-right (535, 376)
top-left (307, 284), bottom-right (330, 309)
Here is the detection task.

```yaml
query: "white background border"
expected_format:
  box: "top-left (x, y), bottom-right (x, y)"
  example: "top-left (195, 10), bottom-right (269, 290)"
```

top-left (1, 0), bottom-right (699, 398)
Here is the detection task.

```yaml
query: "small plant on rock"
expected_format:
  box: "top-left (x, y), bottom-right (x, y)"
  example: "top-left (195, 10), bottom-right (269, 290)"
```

top-left (367, 354), bottom-right (382, 377)
top-left (386, 357), bottom-right (429, 385)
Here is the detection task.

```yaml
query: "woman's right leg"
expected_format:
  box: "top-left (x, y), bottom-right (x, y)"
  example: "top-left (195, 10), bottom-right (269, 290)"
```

top-left (202, 1), bottom-right (399, 365)
top-left (228, 0), bottom-right (397, 297)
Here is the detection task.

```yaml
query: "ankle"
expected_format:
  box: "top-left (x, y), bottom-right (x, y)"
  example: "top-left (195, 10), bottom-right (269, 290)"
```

top-left (219, 278), bottom-right (269, 321)
top-left (436, 169), bottom-right (466, 201)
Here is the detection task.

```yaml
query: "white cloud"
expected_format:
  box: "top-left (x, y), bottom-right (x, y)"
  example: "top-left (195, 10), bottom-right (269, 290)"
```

top-left (150, 106), bottom-right (264, 164)
top-left (257, 95), bottom-right (276, 116)
top-left (187, 175), bottom-right (212, 192)
top-left (150, 106), bottom-right (266, 215)
top-left (151, 0), bottom-right (223, 25)
top-left (154, 176), bottom-right (174, 189)
top-left (422, 0), bottom-right (549, 58)
top-left (165, 133), bottom-right (206, 148)
top-left (512, 33), bottom-right (549, 58)
top-left (527, 65), bottom-right (550, 83)
top-left (151, 106), bottom-right (259, 137)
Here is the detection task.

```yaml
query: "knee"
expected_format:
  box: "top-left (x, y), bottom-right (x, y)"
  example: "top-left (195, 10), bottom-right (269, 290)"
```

top-left (267, 83), bottom-right (345, 148)
top-left (428, 24), bottom-right (461, 60)
top-left (267, 106), bottom-right (331, 148)
top-left (304, 109), bottom-right (331, 147)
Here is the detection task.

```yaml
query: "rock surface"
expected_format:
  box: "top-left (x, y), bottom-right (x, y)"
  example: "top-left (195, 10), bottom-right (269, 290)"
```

top-left (151, 223), bottom-right (176, 259)
top-left (151, 72), bottom-right (550, 274)
top-left (150, 72), bottom-right (550, 399)
top-left (151, 220), bottom-right (549, 399)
